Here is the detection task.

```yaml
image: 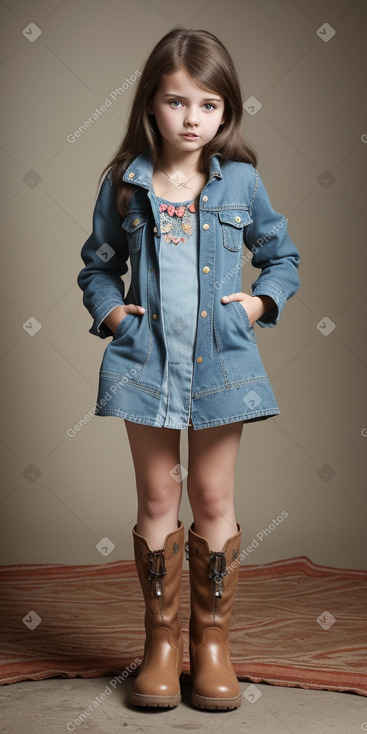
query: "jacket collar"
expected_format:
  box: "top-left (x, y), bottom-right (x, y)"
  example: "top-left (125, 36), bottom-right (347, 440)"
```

top-left (122, 147), bottom-right (223, 189)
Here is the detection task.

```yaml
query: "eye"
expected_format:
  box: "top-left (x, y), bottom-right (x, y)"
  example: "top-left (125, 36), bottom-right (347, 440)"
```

top-left (203, 103), bottom-right (216, 111)
top-left (168, 99), bottom-right (183, 108)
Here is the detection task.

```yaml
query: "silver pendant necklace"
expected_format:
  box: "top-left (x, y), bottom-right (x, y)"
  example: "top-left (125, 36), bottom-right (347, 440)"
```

top-left (159, 166), bottom-right (199, 191)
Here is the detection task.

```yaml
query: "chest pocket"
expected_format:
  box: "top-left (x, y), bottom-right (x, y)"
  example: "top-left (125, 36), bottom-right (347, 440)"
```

top-left (121, 213), bottom-right (147, 254)
top-left (218, 209), bottom-right (252, 251)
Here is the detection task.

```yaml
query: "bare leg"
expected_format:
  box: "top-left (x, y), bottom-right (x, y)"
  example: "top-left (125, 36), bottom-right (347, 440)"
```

top-left (187, 421), bottom-right (244, 550)
top-left (124, 420), bottom-right (182, 549)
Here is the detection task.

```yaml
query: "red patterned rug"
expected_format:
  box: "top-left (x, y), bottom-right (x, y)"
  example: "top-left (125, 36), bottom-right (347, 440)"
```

top-left (0, 556), bottom-right (366, 695)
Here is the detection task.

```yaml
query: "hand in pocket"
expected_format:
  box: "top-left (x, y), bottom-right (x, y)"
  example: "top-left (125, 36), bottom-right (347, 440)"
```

top-left (104, 304), bottom-right (145, 334)
top-left (221, 292), bottom-right (254, 326)
top-left (221, 293), bottom-right (276, 326)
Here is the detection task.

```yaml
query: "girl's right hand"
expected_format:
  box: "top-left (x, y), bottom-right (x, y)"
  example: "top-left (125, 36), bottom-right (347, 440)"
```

top-left (103, 304), bottom-right (145, 334)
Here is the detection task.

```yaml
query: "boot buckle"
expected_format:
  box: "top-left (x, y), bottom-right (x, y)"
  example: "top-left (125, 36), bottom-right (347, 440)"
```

top-left (209, 551), bottom-right (228, 598)
top-left (147, 550), bottom-right (167, 597)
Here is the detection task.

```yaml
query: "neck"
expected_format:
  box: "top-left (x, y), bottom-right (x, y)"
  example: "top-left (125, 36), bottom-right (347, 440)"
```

top-left (158, 142), bottom-right (204, 175)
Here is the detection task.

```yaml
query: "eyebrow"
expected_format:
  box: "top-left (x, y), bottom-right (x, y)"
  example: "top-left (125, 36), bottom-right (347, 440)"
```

top-left (162, 93), bottom-right (222, 102)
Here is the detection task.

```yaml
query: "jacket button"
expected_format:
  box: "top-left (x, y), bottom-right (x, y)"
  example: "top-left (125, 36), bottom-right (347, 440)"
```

top-left (202, 195), bottom-right (208, 202)
top-left (132, 218), bottom-right (140, 226)
top-left (201, 310), bottom-right (208, 318)
top-left (152, 313), bottom-right (158, 320)
top-left (128, 172), bottom-right (135, 179)
top-left (197, 356), bottom-right (203, 363)
top-left (203, 223), bottom-right (210, 230)
top-left (235, 216), bottom-right (241, 223)
top-left (202, 266), bottom-right (210, 273)
top-left (153, 226), bottom-right (158, 233)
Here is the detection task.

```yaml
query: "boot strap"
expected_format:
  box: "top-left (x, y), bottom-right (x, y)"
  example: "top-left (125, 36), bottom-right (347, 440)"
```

top-left (147, 550), bottom-right (167, 597)
top-left (185, 541), bottom-right (190, 561)
top-left (209, 551), bottom-right (228, 598)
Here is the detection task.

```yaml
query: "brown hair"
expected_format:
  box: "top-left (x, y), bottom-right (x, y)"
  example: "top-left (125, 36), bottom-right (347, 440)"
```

top-left (99, 27), bottom-right (258, 217)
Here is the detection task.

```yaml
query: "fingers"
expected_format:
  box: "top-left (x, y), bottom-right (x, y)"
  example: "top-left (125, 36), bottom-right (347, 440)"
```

top-left (104, 304), bottom-right (145, 333)
top-left (126, 305), bottom-right (145, 314)
top-left (221, 292), bottom-right (245, 303)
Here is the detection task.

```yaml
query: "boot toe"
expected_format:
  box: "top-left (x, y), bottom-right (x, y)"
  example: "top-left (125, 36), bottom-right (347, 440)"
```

top-left (191, 632), bottom-right (241, 706)
top-left (133, 672), bottom-right (180, 698)
top-left (193, 675), bottom-right (240, 699)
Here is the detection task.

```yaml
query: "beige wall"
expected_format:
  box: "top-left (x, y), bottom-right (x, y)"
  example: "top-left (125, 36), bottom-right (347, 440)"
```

top-left (0, 0), bottom-right (366, 569)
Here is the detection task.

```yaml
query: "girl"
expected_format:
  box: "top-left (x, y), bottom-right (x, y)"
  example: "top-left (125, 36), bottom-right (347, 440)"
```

top-left (77, 28), bottom-right (300, 711)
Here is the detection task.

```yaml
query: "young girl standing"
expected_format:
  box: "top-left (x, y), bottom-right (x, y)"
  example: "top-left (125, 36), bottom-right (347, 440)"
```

top-left (77, 28), bottom-right (300, 711)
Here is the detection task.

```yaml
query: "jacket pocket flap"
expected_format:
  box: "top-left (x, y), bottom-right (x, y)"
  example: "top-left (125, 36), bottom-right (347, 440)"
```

top-left (218, 210), bottom-right (252, 228)
top-left (121, 213), bottom-right (147, 233)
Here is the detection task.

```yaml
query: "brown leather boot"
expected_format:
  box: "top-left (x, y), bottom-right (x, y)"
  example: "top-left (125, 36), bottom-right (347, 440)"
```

top-left (131, 521), bottom-right (184, 708)
top-left (186, 522), bottom-right (242, 710)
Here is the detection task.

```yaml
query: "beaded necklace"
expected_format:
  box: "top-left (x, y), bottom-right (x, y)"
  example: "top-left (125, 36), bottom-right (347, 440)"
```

top-left (157, 196), bottom-right (197, 245)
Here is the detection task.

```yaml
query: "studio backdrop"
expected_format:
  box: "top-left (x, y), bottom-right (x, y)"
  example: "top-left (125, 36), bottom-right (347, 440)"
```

top-left (0, 0), bottom-right (366, 569)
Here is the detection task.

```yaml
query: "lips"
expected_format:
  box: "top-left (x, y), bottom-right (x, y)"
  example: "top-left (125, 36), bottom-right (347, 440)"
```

top-left (181, 133), bottom-right (198, 138)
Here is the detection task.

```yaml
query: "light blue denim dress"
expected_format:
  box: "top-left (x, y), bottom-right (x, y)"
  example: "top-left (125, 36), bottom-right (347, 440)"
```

top-left (153, 195), bottom-right (199, 429)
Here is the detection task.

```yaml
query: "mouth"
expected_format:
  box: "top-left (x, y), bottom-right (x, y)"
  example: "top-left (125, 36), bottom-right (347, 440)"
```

top-left (180, 133), bottom-right (199, 139)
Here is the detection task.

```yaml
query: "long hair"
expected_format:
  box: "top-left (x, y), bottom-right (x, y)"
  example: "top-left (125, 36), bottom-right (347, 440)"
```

top-left (99, 27), bottom-right (258, 217)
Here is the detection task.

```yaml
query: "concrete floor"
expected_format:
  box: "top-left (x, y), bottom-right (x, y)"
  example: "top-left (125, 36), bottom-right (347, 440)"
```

top-left (1, 676), bottom-right (366, 733)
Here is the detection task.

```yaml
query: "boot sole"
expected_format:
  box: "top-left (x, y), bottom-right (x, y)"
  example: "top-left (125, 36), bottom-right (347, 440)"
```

top-left (131, 691), bottom-right (181, 708)
top-left (192, 691), bottom-right (242, 710)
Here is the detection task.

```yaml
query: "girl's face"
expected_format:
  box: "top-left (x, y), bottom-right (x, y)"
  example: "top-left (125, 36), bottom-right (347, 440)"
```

top-left (147, 66), bottom-right (225, 158)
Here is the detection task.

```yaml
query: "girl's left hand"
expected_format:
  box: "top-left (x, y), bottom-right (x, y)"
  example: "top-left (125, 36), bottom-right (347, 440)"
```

top-left (221, 293), bottom-right (275, 327)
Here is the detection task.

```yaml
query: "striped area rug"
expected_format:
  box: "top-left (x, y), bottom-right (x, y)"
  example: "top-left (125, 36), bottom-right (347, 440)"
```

top-left (0, 556), bottom-right (366, 695)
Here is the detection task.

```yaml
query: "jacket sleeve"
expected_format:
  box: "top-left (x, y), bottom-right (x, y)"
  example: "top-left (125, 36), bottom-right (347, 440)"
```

top-left (77, 172), bottom-right (129, 339)
top-left (243, 168), bottom-right (300, 328)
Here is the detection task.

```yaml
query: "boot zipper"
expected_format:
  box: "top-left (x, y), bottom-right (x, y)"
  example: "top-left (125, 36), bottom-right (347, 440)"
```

top-left (209, 551), bottom-right (228, 615)
top-left (148, 550), bottom-right (167, 617)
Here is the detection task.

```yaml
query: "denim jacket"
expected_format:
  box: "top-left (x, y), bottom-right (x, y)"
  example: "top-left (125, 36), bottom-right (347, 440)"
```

top-left (77, 148), bottom-right (300, 430)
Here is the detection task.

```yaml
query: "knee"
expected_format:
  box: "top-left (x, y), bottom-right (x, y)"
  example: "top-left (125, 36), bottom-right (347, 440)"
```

top-left (138, 481), bottom-right (181, 519)
top-left (187, 478), bottom-right (231, 519)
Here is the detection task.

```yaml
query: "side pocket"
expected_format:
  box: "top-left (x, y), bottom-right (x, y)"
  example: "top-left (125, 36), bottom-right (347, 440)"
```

top-left (232, 301), bottom-right (257, 343)
top-left (112, 313), bottom-right (135, 340)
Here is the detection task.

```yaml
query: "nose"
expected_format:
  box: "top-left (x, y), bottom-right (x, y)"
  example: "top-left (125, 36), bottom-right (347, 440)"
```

top-left (184, 106), bottom-right (199, 126)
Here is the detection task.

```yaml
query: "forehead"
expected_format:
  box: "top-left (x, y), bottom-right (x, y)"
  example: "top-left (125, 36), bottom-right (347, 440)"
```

top-left (156, 67), bottom-right (222, 99)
